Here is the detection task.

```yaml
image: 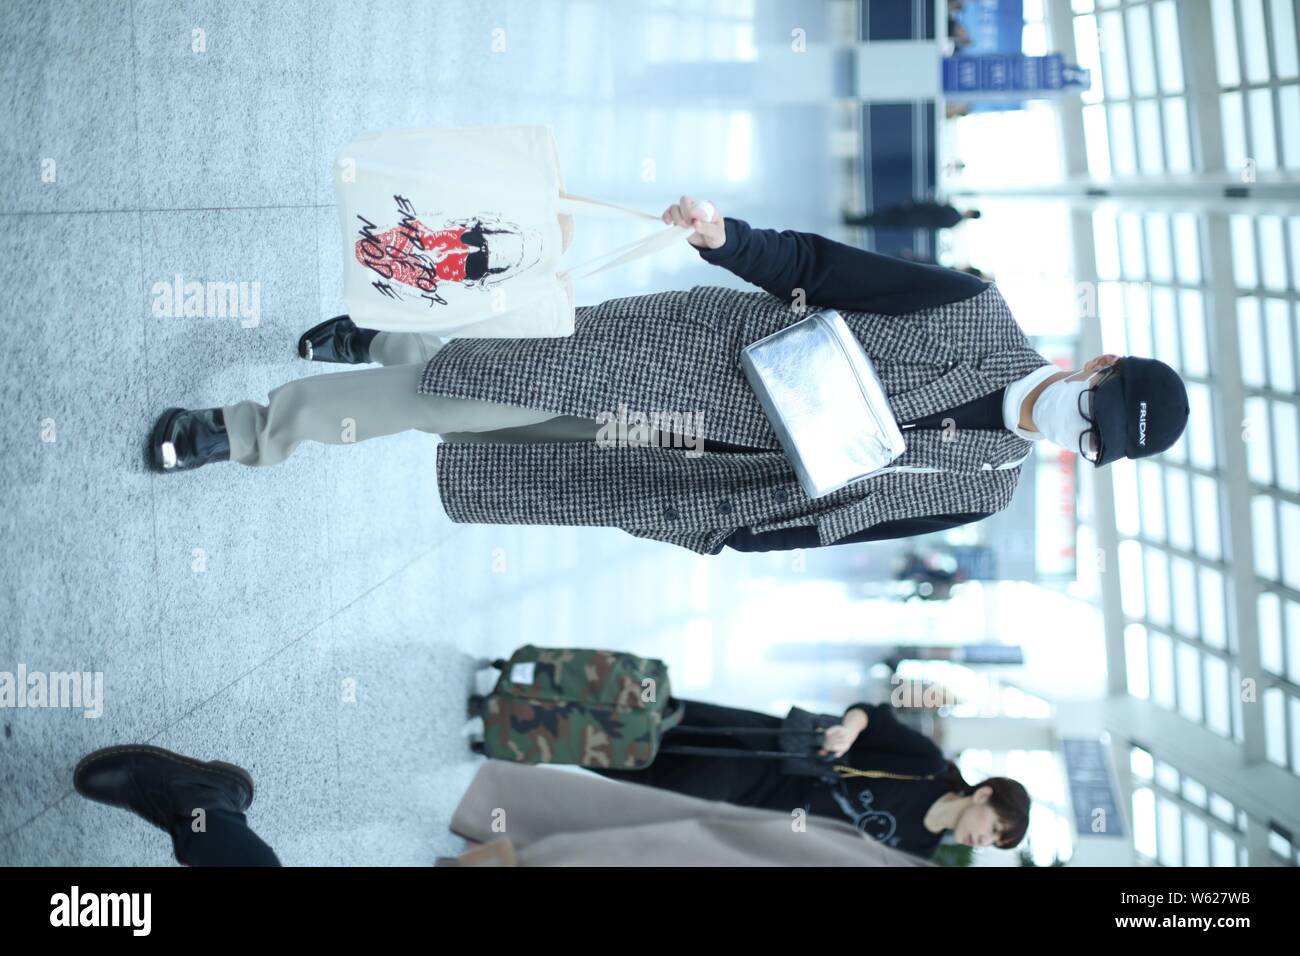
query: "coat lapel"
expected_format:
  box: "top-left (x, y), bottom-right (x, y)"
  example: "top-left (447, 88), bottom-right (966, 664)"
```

top-left (886, 363), bottom-right (995, 424)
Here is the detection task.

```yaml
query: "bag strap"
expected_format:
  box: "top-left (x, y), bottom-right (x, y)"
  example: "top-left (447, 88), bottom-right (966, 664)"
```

top-left (554, 190), bottom-right (693, 282)
top-left (830, 765), bottom-right (939, 782)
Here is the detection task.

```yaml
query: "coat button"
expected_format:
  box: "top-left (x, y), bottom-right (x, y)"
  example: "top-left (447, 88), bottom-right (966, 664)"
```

top-left (664, 506), bottom-right (680, 521)
top-left (774, 489), bottom-right (790, 502)
top-left (716, 500), bottom-right (733, 515)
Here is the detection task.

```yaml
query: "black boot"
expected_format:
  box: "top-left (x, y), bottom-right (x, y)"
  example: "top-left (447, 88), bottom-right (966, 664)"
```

top-left (297, 315), bottom-right (379, 364)
top-left (150, 406), bottom-right (231, 472)
top-left (73, 744), bottom-right (254, 839)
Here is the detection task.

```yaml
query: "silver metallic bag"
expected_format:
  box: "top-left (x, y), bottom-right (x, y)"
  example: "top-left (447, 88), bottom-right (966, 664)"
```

top-left (740, 308), bottom-right (906, 499)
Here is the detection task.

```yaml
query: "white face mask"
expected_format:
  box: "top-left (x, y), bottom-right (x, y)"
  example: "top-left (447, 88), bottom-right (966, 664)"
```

top-left (1032, 374), bottom-right (1093, 451)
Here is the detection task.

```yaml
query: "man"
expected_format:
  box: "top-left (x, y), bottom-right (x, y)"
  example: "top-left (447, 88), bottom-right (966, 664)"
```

top-left (151, 198), bottom-right (1189, 555)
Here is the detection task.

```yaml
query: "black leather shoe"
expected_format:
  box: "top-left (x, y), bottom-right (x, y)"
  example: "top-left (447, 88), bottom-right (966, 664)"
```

top-left (73, 744), bottom-right (254, 836)
top-left (151, 407), bottom-right (231, 472)
top-left (298, 315), bottom-right (379, 364)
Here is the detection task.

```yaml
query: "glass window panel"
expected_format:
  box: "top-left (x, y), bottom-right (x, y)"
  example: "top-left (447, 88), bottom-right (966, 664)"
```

top-left (1173, 213), bottom-right (1202, 283)
top-left (1171, 556), bottom-right (1199, 636)
top-left (1238, 297), bottom-right (1267, 387)
top-left (1136, 99), bottom-right (1164, 173)
top-left (1205, 656), bottom-right (1232, 737)
top-left (1180, 291), bottom-right (1209, 378)
top-left (1099, 11), bottom-right (1130, 98)
top-left (1157, 796), bottom-right (1183, 865)
top-left (1023, 22), bottom-right (1049, 56)
top-left (1114, 457), bottom-right (1142, 536)
top-left (1161, 97), bottom-right (1192, 173)
top-left (1155, 760), bottom-right (1180, 791)
top-left (1073, 0), bottom-right (1096, 12)
top-left (1287, 599), bottom-right (1300, 684)
top-left (1110, 103), bottom-right (1138, 175)
top-left (1263, 686), bottom-right (1287, 767)
top-left (1186, 383), bottom-right (1217, 469)
top-left (1146, 547), bottom-right (1173, 627)
top-left (1271, 0), bottom-right (1300, 78)
top-left (1292, 218), bottom-right (1300, 290)
top-left (1292, 697), bottom-right (1300, 772)
top-left (1153, 287), bottom-right (1180, 369)
top-left (1151, 631), bottom-right (1176, 710)
top-left (1165, 468), bottom-right (1193, 551)
top-left (1139, 461), bottom-right (1167, 541)
top-left (1221, 92), bottom-right (1248, 174)
top-left (1281, 501), bottom-right (1300, 591)
top-left (1133, 786), bottom-right (1157, 857)
top-left (1125, 5), bottom-right (1157, 96)
top-left (1253, 495), bottom-right (1279, 581)
top-left (1119, 212), bottom-right (1147, 279)
top-left (1193, 478), bottom-right (1223, 562)
top-left (1152, 1), bottom-right (1184, 93)
top-left (1120, 538), bottom-right (1147, 618)
top-left (1094, 211), bottom-right (1121, 280)
top-left (1163, 426), bottom-right (1188, 464)
top-left (1083, 102), bottom-right (1113, 176)
top-left (1130, 746), bottom-right (1154, 779)
top-left (1211, 0), bottom-right (1241, 87)
top-left (1185, 813), bottom-right (1211, 866)
top-left (1244, 396), bottom-right (1273, 483)
top-left (1260, 591), bottom-right (1284, 674)
top-left (1075, 14), bottom-right (1105, 103)
top-left (1259, 219), bottom-right (1289, 291)
top-left (1100, 293), bottom-right (1128, 355)
top-left (1199, 566), bottom-right (1227, 648)
top-left (1272, 401), bottom-right (1300, 492)
top-left (1230, 216), bottom-right (1258, 290)
top-left (1212, 831), bottom-right (1238, 866)
top-left (1241, 0), bottom-right (1272, 85)
top-left (1145, 215), bottom-right (1174, 284)
top-left (1279, 87), bottom-right (1300, 169)
top-left (1177, 642), bottom-right (1204, 722)
top-left (1181, 776), bottom-right (1208, 807)
top-left (1232, 666), bottom-right (1245, 744)
top-left (1265, 298), bottom-right (1296, 390)
top-left (1126, 622), bottom-right (1150, 698)
top-left (1248, 88), bottom-right (1278, 170)
top-left (1126, 282), bottom-right (1153, 355)
top-left (1209, 792), bottom-right (1236, 825)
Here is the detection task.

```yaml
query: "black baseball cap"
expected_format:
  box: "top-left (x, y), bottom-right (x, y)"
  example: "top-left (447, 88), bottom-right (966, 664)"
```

top-left (1091, 357), bottom-right (1189, 466)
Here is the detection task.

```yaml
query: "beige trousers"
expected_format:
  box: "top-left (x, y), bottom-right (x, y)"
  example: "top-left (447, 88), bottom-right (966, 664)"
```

top-left (222, 331), bottom-right (603, 467)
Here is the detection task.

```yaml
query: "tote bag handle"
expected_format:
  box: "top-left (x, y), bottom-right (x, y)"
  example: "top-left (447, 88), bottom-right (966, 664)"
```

top-left (555, 191), bottom-right (705, 282)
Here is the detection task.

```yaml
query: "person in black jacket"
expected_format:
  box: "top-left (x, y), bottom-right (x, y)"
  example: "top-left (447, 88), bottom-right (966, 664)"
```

top-left (593, 700), bottom-right (1031, 860)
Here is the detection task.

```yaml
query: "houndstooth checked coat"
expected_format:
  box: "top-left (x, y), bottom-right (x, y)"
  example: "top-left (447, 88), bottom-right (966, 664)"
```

top-left (417, 279), bottom-right (1050, 555)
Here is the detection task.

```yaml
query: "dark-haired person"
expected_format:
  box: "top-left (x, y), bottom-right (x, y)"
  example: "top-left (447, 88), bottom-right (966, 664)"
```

top-left (843, 200), bottom-right (981, 231)
top-left (593, 700), bottom-right (1030, 859)
top-left (151, 198), bottom-right (1189, 557)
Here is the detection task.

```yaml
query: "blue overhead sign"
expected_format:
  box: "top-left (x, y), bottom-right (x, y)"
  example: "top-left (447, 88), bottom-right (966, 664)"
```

top-left (943, 53), bottom-right (1091, 99)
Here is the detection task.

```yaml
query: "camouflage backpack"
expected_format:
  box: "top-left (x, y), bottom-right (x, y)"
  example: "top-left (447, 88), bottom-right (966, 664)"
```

top-left (473, 645), bottom-right (683, 769)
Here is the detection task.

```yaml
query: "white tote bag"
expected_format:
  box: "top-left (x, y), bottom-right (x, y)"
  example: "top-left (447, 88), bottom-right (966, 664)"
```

top-left (333, 125), bottom-right (689, 338)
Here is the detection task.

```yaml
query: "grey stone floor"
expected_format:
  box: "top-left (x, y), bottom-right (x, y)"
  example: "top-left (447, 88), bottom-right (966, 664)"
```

top-left (0, 0), bottom-right (849, 864)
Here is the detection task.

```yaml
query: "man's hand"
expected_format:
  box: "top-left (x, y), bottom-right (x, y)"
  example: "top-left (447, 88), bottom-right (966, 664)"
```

top-left (662, 195), bottom-right (726, 250)
top-left (819, 724), bottom-right (858, 758)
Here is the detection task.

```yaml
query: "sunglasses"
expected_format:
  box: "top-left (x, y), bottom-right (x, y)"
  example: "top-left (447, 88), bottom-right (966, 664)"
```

top-left (1077, 364), bottom-right (1121, 465)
